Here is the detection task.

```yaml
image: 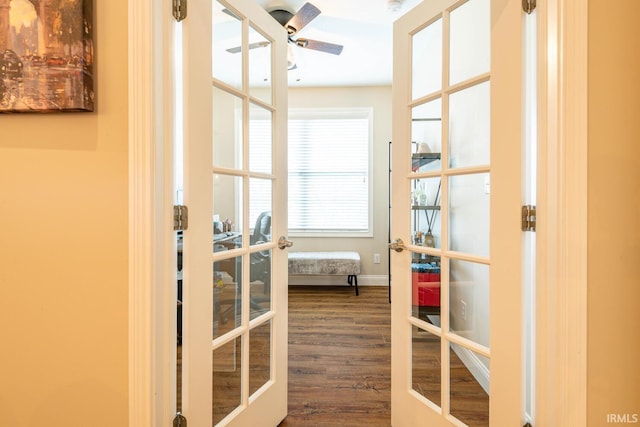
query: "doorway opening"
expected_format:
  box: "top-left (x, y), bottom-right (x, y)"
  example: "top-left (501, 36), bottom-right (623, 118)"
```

top-left (170, 0), bottom-right (536, 425)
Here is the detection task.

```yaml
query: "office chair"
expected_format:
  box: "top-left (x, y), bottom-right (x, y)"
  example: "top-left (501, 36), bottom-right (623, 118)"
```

top-left (249, 211), bottom-right (272, 311)
top-left (219, 211), bottom-right (272, 325)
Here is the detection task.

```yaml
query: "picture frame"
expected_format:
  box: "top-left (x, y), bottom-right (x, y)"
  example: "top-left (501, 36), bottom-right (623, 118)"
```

top-left (0, 0), bottom-right (94, 113)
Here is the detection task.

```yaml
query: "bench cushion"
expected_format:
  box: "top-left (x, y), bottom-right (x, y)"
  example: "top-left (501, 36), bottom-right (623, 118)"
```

top-left (288, 251), bottom-right (361, 276)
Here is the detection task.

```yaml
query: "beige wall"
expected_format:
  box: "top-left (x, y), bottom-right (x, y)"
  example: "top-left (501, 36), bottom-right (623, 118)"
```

top-left (287, 86), bottom-right (391, 280)
top-left (0, 1), bottom-right (129, 425)
top-left (588, 0), bottom-right (640, 424)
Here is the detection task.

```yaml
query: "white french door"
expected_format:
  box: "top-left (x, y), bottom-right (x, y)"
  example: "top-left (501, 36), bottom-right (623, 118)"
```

top-left (179, 0), bottom-right (289, 425)
top-left (391, 0), bottom-right (523, 426)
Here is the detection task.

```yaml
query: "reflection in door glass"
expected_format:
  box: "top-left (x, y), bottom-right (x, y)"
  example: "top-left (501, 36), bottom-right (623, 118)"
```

top-left (214, 257), bottom-right (243, 340)
top-left (412, 325), bottom-right (441, 407)
top-left (449, 344), bottom-right (489, 426)
top-left (249, 103), bottom-right (273, 174)
top-left (213, 1), bottom-right (242, 89)
top-left (449, 82), bottom-right (490, 169)
top-left (249, 248), bottom-right (271, 320)
top-left (411, 253), bottom-right (441, 324)
top-left (410, 177), bottom-right (441, 250)
top-left (212, 1), bottom-right (243, 90)
top-left (213, 174), bottom-right (243, 253)
top-left (449, 259), bottom-right (490, 348)
top-left (449, 173), bottom-right (490, 258)
top-left (213, 338), bottom-right (242, 425)
top-left (412, 18), bottom-right (442, 100)
top-left (249, 178), bottom-right (272, 237)
top-left (213, 86), bottom-right (243, 169)
top-left (249, 25), bottom-right (272, 105)
top-left (449, 0), bottom-right (490, 86)
top-left (411, 99), bottom-right (442, 173)
top-left (249, 321), bottom-right (272, 396)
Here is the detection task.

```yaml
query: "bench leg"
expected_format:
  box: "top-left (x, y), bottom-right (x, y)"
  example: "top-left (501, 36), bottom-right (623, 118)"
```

top-left (348, 274), bottom-right (359, 296)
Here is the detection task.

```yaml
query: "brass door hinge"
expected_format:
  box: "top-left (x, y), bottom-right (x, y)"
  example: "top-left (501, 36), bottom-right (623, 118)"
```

top-left (173, 0), bottom-right (187, 21)
top-left (522, 205), bottom-right (536, 232)
top-left (174, 205), bottom-right (189, 231)
top-left (173, 412), bottom-right (187, 427)
top-left (523, 0), bottom-right (536, 14)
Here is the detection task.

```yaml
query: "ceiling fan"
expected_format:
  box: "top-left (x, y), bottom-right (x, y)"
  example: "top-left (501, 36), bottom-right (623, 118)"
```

top-left (226, 2), bottom-right (344, 70)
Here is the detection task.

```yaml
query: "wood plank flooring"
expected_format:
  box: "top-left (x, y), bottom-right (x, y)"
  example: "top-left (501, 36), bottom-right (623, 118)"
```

top-left (281, 286), bottom-right (392, 427)
top-left (281, 285), bottom-right (489, 427)
top-left (198, 284), bottom-right (488, 425)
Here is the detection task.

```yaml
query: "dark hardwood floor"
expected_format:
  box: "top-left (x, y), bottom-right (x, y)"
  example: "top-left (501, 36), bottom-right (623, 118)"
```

top-left (204, 284), bottom-right (488, 425)
top-left (281, 285), bottom-right (489, 427)
top-left (281, 285), bottom-right (393, 427)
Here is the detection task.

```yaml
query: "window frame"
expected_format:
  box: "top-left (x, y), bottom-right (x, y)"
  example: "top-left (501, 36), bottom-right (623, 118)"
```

top-left (287, 107), bottom-right (374, 238)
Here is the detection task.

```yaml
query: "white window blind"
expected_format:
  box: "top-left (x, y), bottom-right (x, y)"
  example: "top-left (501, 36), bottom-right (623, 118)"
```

top-left (288, 108), bottom-right (372, 235)
top-left (248, 106), bottom-right (273, 232)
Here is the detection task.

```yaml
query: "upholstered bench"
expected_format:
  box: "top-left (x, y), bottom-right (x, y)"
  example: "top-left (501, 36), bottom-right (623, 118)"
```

top-left (288, 251), bottom-right (361, 296)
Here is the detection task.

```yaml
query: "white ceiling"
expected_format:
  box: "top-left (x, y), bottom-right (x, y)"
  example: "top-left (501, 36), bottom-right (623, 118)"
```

top-left (252, 0), bottom-right (421, 87)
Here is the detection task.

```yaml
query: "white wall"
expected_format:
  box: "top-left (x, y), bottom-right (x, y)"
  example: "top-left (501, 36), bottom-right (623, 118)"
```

top-left (287, 86), bottom-right (391, 283)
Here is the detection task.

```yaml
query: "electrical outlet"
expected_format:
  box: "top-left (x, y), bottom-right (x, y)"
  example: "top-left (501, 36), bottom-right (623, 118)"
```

top-left (373, 253), bottom-right (381, 264)
top-left (460, 300), bottom-right (467, 320)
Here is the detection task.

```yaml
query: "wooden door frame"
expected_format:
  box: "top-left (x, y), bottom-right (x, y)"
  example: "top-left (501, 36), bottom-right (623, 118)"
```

top-left (534, 0), bottom-right (588, 425)
top-left (128, 0), bottom-right (176, 425)
top-left (127, 0), bottom-right (589, 425)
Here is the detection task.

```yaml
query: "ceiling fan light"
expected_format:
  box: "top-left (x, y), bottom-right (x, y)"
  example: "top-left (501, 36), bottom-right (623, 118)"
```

top-left (387, 0), bottom-right (402, 12)
top-left (287, 44), bottom-right (297, 70)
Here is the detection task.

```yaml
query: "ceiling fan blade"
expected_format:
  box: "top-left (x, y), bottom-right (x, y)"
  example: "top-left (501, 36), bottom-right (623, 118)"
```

top-left (222, 8), bottom-right (240, 19)
top-left (295, 38), bottom-right (343, 55)
top-left (226, 41), bottom-right (271, 54)
top-left (285, 2), bottom-right (321, 36)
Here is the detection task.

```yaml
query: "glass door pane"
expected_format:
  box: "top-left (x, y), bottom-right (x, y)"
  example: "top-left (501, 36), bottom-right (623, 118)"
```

top-left (449, 344), bottom-right (490, 425)
top-left (411, 99), bottom-right (442, 173)
top-left (412, 17), bottom-right (443, 100)
top-left (249, 103), bottom-right (273, 174)
top-left (412, 325), bottom-right (442, 406)
top-left (213, 338), bottom-right (242, 425)
top-left (392, 0), bottom-right (523, 424)
top-left (249, 321), bottom-right (272, 396)
top-left (449, 0), bottom-right (490, 86)
top-left (391, 0), bottom-right (510, 424)
top-left (249, 25), bottom-right (272, 104)
top-left (449, 82), bottom-right (490, 169)
top-left (213, 1), bottom-right (242, 90)
top-left (210, 1), bottom-right (281, 425)
top-left (449, 173), bottom-right (489, 257)
top-left (182, 0), bottom-right (288, 424)
top-left (213, 87), bottom-right (243, 169)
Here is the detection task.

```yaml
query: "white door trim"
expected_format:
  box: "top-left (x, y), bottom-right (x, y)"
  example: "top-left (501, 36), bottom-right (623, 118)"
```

top-left (535, 0), bottom-right (588, 425)
top-left (128, 0), bottom-right (175, 426)
top-left (128, 0), bottom-right (589, 424)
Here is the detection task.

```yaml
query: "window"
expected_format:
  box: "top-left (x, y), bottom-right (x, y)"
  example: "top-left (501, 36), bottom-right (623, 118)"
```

top-left (248, 108), bottom-right (373, 236)
top-left (288, 108), bottom-right (372, 236)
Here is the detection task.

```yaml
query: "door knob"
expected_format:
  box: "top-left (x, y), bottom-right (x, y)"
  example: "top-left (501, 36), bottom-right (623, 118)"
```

top-left (278, 236), bottom-right (294, 250)
top-left (389, 238), bottom-right (406, 253)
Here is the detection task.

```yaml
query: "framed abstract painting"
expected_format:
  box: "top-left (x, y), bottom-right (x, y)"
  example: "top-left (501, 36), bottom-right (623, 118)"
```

top-left (0, 0), bottom-right (94, 113)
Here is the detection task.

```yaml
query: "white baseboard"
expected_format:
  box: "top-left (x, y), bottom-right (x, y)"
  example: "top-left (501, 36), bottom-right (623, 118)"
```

top-left (288, 274), bottom-right (388, 287)
top-left (451, 342), bottom-right (490, 395)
